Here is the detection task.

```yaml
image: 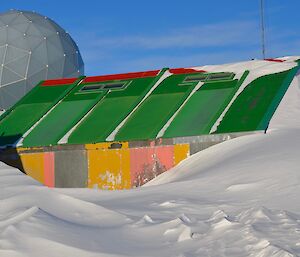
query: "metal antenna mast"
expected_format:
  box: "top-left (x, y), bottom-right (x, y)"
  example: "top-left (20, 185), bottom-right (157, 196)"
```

top-left (260, 0), bottom-right (266, 59)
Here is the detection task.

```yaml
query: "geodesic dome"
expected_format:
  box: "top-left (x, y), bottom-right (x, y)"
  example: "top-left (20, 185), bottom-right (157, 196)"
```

top-left (0, 10), bottom-right (84, 109)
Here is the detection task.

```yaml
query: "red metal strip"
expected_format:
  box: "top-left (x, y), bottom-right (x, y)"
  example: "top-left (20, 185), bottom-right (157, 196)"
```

top-left (44, 152), bottom-right (55, 187)
top-left (42, 77), bottom-right (78, 86)
top-left (264, 58), bottom-right (285, 63)
top-left (169, 68), bottom-right (206, 74)
top-left (83, 70), bottom-right (160, 83)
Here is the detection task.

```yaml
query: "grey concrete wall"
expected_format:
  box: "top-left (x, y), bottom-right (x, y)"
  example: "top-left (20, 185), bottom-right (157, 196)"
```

top-left (55, 149), bottom-right (88, 188)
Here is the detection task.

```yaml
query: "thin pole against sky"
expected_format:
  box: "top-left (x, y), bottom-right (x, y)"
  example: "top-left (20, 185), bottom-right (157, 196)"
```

top-left (260, 0), bottom-right (266, 59)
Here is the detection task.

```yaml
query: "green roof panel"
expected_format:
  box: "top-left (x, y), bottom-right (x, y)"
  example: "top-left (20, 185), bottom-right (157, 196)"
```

top-left (163, 71), bottom-right (249, 137)
top-left (114, 73), bottom-right (200, 141)
top-left (0, 78), bottom-right (81, 146)
top-left (68, 75), bottom-right (163, 144)
top-left (215, 69), bottom-right (294, 133)
top-left (22, 82), bottom-right (107, 147)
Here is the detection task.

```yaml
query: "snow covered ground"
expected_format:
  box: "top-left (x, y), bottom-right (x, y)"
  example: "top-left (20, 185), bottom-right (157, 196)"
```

top-left (1, 73), bottom-right (300, 256)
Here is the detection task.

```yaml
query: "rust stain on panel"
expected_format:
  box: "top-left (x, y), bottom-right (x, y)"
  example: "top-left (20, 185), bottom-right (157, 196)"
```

top-left (130, 146), bottom-right (174, 187)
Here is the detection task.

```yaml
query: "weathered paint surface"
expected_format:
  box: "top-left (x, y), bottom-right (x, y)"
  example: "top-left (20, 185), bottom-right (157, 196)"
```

top-left (174, 144), bottom-right (190, 165)
top-left (55, 149), bottom-right (88, 188)
top-left (44, 152), bottom-right (55, 187)
top-left (129, 145), bottom-right (174, 187)
top-left (19, 152), bottom-right (44, 184)
top-left (87, 148), bottom-right (131, 190)
top-left (11, 135), bottom-right (242, 189)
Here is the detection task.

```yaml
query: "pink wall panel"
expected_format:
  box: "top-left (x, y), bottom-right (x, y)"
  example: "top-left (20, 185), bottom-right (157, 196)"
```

top-left (44, 152), bottom-right (55, 187)
top-left (130, 145), bottom-right (174, 187)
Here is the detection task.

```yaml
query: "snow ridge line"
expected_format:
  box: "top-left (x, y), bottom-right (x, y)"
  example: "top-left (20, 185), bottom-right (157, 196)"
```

top-left (0, 206), bottom-right (38, 228)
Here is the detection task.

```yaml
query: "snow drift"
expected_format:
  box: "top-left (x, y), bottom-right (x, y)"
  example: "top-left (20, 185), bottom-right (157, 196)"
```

top-left (0, 65), bottom-right (300, 257)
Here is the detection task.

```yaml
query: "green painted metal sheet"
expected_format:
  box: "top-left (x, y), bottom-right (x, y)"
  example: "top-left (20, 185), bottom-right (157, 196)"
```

top-left (22, 82), bottom-right (108, 147)
top-left (1, 63), bottom-right (298, 148)
top-left (215, 69), bottom-right (293, 133)
top-left (0, 80), bottom-right (81, 146)
top-left (114, 73), bottom-right (199, 141)
top-left (163, 71), bottom-right (249, 138)
top-left (163, 72), bottom-right (249, 138)
top-left (0, 83), bottom-right (43, 123)
top-left (68, 75), bottom-right (163, 144)
top-left (0, 81), bottom-right (74, 122)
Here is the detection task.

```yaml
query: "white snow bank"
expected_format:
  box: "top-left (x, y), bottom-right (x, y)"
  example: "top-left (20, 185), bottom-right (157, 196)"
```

top-left (0, 162), bottom-right (130, 229)
top-left (1, 127), bottom-right (300, 256)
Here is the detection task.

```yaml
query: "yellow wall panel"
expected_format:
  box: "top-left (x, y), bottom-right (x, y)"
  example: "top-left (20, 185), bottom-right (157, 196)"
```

top-left (174, 144), bottom-right (190, 165)
top-left (88, 148), bottom-right (131, 190)
top-left (19, 152), bottom-right (44, 184)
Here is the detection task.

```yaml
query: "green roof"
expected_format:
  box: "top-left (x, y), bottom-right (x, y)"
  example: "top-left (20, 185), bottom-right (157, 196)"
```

top-left (0, 58), bottom-right (298, 148)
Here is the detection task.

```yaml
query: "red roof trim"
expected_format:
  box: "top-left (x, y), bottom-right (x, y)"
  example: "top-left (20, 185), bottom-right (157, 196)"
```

top-left (169, 68), bottom-right (206, 74)
top-left (264, 58), bottom-right (285, 63)
top-left (42, 77), bottom-right (78, 86)
top-left (83, 70), bottom-right (160, 83)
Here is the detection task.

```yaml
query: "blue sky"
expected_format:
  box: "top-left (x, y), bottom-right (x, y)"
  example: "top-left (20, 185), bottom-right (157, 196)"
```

top-left (1, 1), bottom-right (299, 75)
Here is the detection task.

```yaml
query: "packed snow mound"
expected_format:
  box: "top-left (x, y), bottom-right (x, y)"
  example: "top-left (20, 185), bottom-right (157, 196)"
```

top-left (0, 163), bottom-right (129, 229)
top-left (146, 128), bottom-right (300, 189)
top-left (1, 67), bottom-right (300, 256)
top-left (1, 127), bottom-right (300, 256)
